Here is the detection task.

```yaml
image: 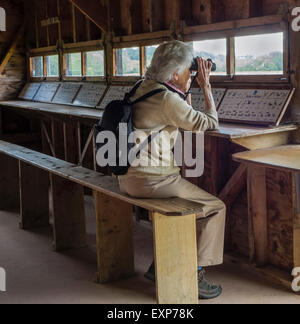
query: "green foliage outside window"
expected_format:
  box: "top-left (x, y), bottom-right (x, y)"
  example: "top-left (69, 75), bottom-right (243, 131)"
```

top-left (46, 55), bottom-right (59, 77)
top-left (66, 53), bottom-right (82, 76)
top-left (31, 56), bottom-right (43, 77)
top-left (86, 51), bottom-right (104, 76)
top-left (115, 47), bottom-right (140, 76)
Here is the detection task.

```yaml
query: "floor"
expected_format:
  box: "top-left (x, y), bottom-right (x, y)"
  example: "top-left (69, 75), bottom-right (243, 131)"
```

top-left (0, 196), bottom-right (299, 304)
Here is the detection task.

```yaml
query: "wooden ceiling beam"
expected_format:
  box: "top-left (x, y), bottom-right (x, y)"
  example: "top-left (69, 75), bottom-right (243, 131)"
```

top-left (67, 0), bottom-right (107, 33)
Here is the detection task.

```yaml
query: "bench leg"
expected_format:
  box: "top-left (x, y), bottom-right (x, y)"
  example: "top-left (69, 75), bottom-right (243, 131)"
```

top-left (50, 174), bottom-right (87, 251)
top-left (152, 212), bottom-right (198, 304)
top-left (0, 153), bottom-right (19, 210)
top-left (19, 161), bottom-right (50, 229)
top-left (93, 191), bottom-right (135, 283)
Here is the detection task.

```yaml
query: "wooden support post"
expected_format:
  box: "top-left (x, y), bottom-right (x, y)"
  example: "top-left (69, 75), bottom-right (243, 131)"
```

top-left (152, 212), bottom-right (198, 304)
top-left (219, 164), bottom-right (247, 210)
top-left (42, 121), bottom-right (56, 157)
top-left (293, 173), bottom-right (300, 268)
top-left (94, 191), bottom-right (135, 284)
top-left (51, 120), bottom-right (65, 160)
top-left (19, 161), bottom-right (50, 230)
top-left (50, 174), bottom-right (86, 251)
top-left (63, 122), bottom-right (78, 164)
top-left (0, 154), bottom-right (19, 210)
top-left (247, 165), bottom-right (268, 266)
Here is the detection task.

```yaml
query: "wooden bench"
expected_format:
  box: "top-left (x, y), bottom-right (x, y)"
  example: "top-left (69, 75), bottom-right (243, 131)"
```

top-left (233, 145), bottom-right (300, 290)
top-left (0, 140), bottom-right (203, 304)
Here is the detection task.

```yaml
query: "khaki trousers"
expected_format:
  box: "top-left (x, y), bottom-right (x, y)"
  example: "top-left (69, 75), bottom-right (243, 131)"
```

top-left (119, 174), bottom-right (226, 267)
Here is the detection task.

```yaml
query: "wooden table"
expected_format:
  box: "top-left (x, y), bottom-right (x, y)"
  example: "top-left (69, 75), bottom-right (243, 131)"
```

top-left (233, 145), bottom-right (300, 289)
top-left (0, 100), bottom-right (102, 123)
top-left (0, 100), bottom-right (103, 168)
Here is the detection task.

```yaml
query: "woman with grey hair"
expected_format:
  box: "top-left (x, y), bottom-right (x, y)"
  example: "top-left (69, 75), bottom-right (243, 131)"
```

top-left (119, 40), bottom-right (226, 300)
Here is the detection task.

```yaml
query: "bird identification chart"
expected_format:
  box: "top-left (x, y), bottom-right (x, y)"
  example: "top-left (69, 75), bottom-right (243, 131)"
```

top-left (73, 83), bottom-right (107, 108)
top-left (33, 82), bottom-right (60, 103)
top-left (217, 89), bottom-right (292, 125)
top-left (98, 86), bottom-right (132, 109)
top-left (52, 83), bottom-right (82, 104)
top-left (19, 83), bottom-right (41, 100)
top-left (191, 88), bottom-right (226, 112)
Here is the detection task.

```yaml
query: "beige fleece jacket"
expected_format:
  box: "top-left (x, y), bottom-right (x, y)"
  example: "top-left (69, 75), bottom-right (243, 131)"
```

top-left (121, 79), bottom-right (219, 178)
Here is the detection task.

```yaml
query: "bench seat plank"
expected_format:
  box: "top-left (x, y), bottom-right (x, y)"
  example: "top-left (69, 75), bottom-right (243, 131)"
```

top-left (0, 141), bottom-right (204, 216)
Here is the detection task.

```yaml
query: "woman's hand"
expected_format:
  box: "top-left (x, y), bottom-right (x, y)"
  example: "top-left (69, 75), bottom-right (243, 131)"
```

top-left (185, 77), bottom-right (192, 93)
top-left (196, 57), bottom-right (212, 89)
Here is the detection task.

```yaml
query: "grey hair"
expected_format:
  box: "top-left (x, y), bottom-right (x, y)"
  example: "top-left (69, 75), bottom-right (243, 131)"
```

top-left (145, 40), bottom-right (194, 83)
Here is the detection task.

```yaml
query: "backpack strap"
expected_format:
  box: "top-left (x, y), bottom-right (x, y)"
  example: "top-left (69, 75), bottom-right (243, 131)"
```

top-left (124, 80), bottom-right (166, 105)
top-left (131, 88), bottom-right (166, 105)
top-left (124, 80), bottom-right (144, 102)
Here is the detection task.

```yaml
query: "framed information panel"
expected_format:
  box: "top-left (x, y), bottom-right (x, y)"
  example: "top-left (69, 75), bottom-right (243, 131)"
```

top-left (73, 83), bottom-right (107, 108)
top-left (18, 83), bottom-right (41, 100)
top-left (33, 82), bottom-right (60, 103)
top-left (98, 86), bottom-right (132, 110)
top-left (218, 89), bottom-right (295, 126)
top-left (52, 83), bottom-right (82, 105)
top-left (191, 88), bottom-right (226, 112)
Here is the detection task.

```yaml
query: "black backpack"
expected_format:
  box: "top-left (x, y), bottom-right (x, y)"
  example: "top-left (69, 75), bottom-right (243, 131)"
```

top-left (94, 80), bottom-right (166, 176)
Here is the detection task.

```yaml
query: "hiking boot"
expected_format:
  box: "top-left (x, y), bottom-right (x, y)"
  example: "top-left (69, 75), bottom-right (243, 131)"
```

top-left (198, 269), bottom-right (222, 300)
top-left (144, 262), bottom-right (155, 283)
top-left (145, 263), bottom-right (222, 300)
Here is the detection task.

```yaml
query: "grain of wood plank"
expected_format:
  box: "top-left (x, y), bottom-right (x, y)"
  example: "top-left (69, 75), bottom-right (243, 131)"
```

top-left (19, 161), bottom-right (49, 229)
top-left (0, 141), bottom-right (204, 216)
top-left (233, 145), bottom-right (300, 172)
top-left (293, 173), bottom-right (300, 268)
top-left (247, 165), bottom-right (268, 266)
top-left (50, 174), bottom-right (87, 251)
top-left (94, 191), bottom-right (135, 283)
top-left (153, 212), bottom-right (198, 304)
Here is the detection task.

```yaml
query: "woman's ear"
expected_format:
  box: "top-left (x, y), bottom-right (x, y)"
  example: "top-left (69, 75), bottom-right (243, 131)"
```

top-left (172, 71), bottom-right (179, 82)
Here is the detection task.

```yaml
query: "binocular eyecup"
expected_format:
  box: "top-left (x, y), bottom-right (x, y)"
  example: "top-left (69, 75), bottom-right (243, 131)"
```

top-left (190, 58), bottom-right (217, 72)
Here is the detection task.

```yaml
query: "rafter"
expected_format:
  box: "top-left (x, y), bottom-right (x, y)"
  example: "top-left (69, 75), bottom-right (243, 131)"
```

top-left (68, 0), bottom-right (108, 33)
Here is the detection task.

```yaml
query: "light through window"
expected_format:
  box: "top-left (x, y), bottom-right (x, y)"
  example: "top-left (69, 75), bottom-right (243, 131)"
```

top-left (115, 47), bottom-right (140, 76)
top-left (31, 56), bottom-right (43, 77)
top-left (192, 39), bottom-right (227, 75)
top-left (85, 50), bottom-right (104, 76)
top-left (145, 45), bottom-right (159, 68)
top-left (46, 55), bottom-right (59, 77)
top-left (65, 53), bottom-right (82, 76)
top-left (235, 32), bottom-right (284, 75)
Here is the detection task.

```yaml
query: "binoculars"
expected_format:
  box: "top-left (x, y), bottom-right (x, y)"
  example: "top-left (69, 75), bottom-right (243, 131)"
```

top-left (190, 58), bottom-right (217, 72)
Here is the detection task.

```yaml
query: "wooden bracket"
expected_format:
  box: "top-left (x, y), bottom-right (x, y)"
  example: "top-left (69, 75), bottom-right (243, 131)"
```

top-left (0, 24), bottom-right (24, 75)
top-left (42, 122), bottom-right (56, 157)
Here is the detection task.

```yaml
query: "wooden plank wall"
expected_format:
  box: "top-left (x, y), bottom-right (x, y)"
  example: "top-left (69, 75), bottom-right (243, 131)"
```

top-left (25, 0), bottom-right (300, 122)
top-left (26, 0), bottom-right (294, 46)
top-left (0, 0), bottom-right (25, 101)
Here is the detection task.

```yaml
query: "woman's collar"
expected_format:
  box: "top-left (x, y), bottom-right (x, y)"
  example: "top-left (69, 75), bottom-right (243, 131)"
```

top-left (165, 81), bottom-right (185, 96)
